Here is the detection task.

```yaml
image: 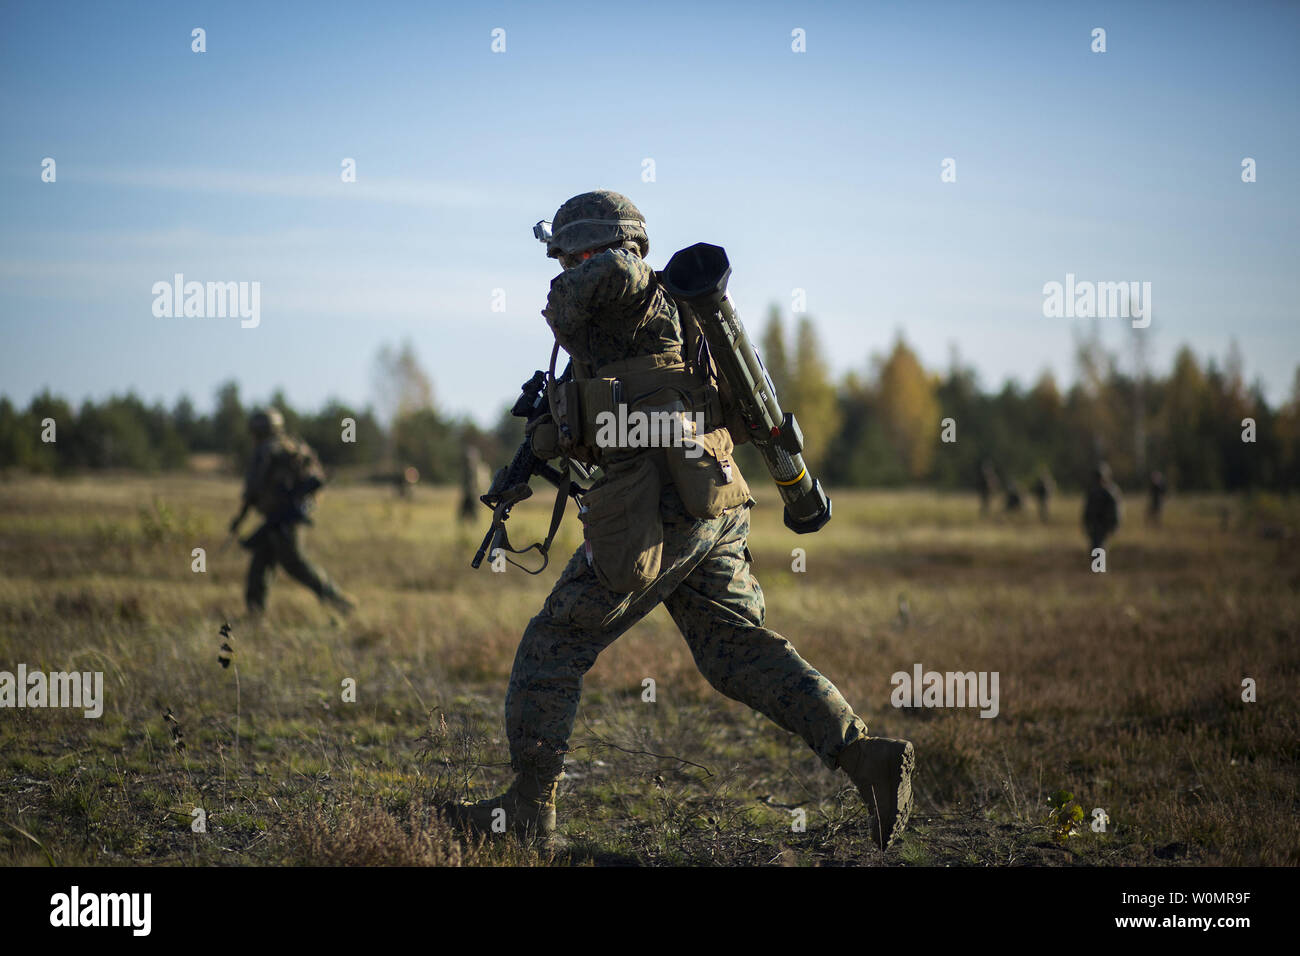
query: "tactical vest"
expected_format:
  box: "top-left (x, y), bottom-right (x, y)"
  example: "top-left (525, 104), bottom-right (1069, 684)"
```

top-left (249, 435), bottom-right (326, 518)
top-left (549, 275), bottom-right (749, 458)
top-left (545, 279), bottom-right (752, 521)
top-left (519, 275), bottom-right (755, 595)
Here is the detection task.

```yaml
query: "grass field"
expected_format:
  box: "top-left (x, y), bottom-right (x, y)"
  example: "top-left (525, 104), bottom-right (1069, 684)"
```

top-left (1, 474), bottom-right (1297, 867)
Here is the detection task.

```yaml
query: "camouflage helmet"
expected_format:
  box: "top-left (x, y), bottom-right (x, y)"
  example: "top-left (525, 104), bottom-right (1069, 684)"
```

top-left (542, 190), bottom-right (648, 260)
top-left (249, 407), bottom-right (284, 439)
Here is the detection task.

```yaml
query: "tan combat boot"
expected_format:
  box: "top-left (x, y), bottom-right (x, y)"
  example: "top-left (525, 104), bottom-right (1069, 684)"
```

top-left (443, 769), bottom-right (559, 843)
top-left (838, 737), bottom-right (915, 852)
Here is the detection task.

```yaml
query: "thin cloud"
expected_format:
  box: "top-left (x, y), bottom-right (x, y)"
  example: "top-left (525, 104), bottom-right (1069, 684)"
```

top-left (76, 167), bottom-right (512, 209)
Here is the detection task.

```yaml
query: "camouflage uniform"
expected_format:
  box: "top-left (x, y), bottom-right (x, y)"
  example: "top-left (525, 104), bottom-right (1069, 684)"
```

top-left (543, 247), bottom-right (682, 374)
top-left (1083, 462), bottom-right (1122, 552)
top-left (450, 192), bottom-right (911, 851)
top-left (507, 483), bottom-right (866, 780)
top-left (509, 199), bottom-right (866, 780)
top-left (236, 414), bottom-right (350, 614)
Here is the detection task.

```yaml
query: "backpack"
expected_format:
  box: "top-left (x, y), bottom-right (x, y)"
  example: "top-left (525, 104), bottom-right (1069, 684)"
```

top-left (254, 435), bottom-right (327, 520)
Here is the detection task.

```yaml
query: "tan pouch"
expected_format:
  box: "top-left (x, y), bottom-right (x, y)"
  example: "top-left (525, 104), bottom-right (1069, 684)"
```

top-left (666, 426), bottom-right (751, 518)
top-left (578, 378), bottom-right (620, 450)
top-left (579, 454), bottom-right (664, 593)
top-left (553, 377), bottom-right (625, 459)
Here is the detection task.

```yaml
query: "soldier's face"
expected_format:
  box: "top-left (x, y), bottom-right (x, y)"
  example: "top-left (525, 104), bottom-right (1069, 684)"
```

top-left (560, 249), bottom-right (597, 271)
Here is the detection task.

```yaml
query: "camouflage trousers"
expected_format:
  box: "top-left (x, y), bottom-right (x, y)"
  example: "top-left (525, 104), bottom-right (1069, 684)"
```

top-left (243, 521), bottom-right (341, 612)
top-left (505, 485), bottom-right (868, 781)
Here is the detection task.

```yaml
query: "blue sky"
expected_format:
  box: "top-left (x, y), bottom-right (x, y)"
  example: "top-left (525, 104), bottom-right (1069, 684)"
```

top-left (2, 0), bottom-right (1297, 425)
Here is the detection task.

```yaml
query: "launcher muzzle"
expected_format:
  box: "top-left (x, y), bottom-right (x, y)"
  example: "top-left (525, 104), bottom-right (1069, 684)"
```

top-left (663, 242), bottom-right (832, 534)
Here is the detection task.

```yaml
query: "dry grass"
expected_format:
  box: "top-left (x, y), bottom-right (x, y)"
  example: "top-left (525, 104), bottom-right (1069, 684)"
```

top-left (1, 474), bottom-right (1296, 866)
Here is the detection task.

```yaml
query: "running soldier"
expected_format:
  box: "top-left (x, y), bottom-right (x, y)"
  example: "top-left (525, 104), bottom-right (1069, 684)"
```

top-left (228, 409), bottom-right (354, 616)
top-left (446, 191), bottom-right (913, 853)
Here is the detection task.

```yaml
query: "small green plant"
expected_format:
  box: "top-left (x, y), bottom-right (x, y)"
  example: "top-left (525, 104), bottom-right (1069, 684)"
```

top-left (137, 496), bottom-right (207, 544)
top-left (138, 497), bottom-right (177, 544)
top-left (1045, 790), bottom-right (1084, 845)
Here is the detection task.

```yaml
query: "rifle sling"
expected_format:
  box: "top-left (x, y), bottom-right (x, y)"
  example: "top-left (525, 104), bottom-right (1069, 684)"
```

top-left (496, 459), bottom-right (574, 576)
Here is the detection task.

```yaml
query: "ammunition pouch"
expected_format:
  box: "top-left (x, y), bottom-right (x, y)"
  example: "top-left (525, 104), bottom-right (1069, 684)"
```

top-left (665, 426), bottom-right (751, 518)
top-left (601, 355), bottom-right (748, 517)
top-left (548, 343), bottom-right (751, 529)
top-left (574, 376), bottom-right (622, 455)
top-left (579, 454), bottom-right (664, 594)
top-left (549, 378), bottom-right (599, 467)
top-left (550, 352), bottom-right (726, 466)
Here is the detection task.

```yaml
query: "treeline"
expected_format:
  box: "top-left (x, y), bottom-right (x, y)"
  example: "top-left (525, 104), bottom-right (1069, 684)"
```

top-left (756, 310), bottom-right (1300, 493)
top-left (2, 322), bottom-right (1298, 493)
top-left (0, 382), bottom-right (485, 484)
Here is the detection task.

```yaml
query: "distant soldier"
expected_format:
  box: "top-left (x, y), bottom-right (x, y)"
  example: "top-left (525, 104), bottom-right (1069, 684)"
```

top-left (977, 459), bottom-right (1001, 516)
top-left (228, 409), bottom-right (355, 616)
top-left (1082, 462), bottom-right (1122, 553)
top-left (459, 446), bottom-right (489, 522)
top-left (1031, 467), bottom-right (1055, 523)
top-left (398, 465), bottom-right (419, 498)
top-left (1004, 479), bottom-right (1023, 514)
top-left (1147, 470), bottom-right (1167, 526)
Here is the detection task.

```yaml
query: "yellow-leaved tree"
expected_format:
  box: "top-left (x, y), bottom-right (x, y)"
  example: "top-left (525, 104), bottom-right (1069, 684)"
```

top-left (756, 308), bottom-right (839, 473)
top-left (787, 318), bottom-right (841, 473)
top-left (874, 335), bottom-right (940, 480)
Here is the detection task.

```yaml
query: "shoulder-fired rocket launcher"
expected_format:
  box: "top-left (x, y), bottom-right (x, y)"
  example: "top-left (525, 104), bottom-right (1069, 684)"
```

top-left (663, 243), bottom-right (832, 534)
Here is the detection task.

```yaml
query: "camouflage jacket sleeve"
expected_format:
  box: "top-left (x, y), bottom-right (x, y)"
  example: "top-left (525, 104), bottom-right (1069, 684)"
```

top-left (541, 248), bottom-right (681, 370)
